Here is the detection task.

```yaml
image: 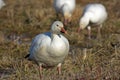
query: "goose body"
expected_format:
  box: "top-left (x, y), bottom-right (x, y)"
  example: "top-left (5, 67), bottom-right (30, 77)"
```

top-left (26, 21), bottom-right (69, 78)
top-left (29, 32), bottom-right (69, 67)
top-left (78, 3), bottom-right (107, 39)
top-left (54, 0), bottom-right (76, 25)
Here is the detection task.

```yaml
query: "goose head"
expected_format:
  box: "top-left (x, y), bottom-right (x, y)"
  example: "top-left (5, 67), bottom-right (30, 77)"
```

top-left (78, 16), bottom-right (89, 33)
top-left (63, 12), bottom-right (71, 26)
top-left (51, 21), bottom-right (67, 34)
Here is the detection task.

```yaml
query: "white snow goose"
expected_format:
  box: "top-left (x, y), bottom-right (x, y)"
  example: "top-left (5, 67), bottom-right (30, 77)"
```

top-left (53, 0), bottom-right (76, 26)
top-left (78, 3), bottom-right (108, 39)
top-left (25, 21), bottom-right (69, 78)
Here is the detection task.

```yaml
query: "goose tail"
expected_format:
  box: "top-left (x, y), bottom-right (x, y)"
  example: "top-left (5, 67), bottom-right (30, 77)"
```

top-left (24, 54), bottom-right (30, 58)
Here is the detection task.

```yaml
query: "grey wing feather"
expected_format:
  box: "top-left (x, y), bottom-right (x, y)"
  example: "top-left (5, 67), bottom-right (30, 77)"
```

top-left (29, 32), bottom-right (51, 56)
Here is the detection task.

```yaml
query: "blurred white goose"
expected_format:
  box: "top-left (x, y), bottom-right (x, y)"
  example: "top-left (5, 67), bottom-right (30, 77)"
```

top-left (78, 3), bottom-right (107, 39)
top-left (0, 0), bottom-right (5, 9)
top-left (53, 0), bottom-right (76, 25)
top-left (25, 21), bottom-right (69, 78)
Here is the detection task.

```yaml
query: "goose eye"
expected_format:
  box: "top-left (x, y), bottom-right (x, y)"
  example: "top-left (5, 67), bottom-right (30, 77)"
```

top-left (56, 24), bottom-right (59, 27)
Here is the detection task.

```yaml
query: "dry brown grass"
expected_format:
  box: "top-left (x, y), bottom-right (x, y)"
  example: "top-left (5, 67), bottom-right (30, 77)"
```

top-left (0, 0), bottom-right (120, 80)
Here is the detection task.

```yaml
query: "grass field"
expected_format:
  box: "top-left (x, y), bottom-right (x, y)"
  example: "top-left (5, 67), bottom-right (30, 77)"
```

top-left (0, 0), bottom-right (120, 80)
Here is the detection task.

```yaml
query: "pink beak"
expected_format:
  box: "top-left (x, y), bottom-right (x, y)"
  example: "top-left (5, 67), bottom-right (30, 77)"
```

top-left (64, 19), bottom-right (68, 26)
top-left (64, 18), bottom-right (71, 26)
top-left (61, 27), bottom-right (67, 34)
top-left (77, 27), bottom-right (81, 33)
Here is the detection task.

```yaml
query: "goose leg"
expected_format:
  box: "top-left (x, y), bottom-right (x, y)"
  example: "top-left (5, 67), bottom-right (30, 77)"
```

top-left (57, 63), bottom-right (62, 75)
top-left (97, 24), bottom-right (102, 39)
top-left (87, 26), bottom-right (91, 39)
top-left (38, 64), bottom-right (42, 79)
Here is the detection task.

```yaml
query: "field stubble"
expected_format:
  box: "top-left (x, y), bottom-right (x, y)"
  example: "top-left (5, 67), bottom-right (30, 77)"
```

top-left (0, 0), bottom-right (120, 80)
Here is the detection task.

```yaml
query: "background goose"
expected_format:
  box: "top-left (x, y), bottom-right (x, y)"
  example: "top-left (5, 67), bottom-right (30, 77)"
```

top-left (53, 0), bottom-right (76, 26)
top-left (78, 3), bottom-right (108, 39)
top-left (0, 0), bottom-right (5, 9)
top-left (25, 21), bottom-right (69, 78)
